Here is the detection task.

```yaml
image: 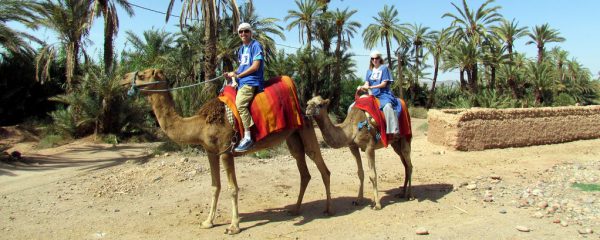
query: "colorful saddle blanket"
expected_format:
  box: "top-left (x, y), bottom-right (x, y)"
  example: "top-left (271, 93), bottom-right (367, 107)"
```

top-left (218, 76), bottom-right (304, 142)
top-left (353, 95), bottom-right (412, 147)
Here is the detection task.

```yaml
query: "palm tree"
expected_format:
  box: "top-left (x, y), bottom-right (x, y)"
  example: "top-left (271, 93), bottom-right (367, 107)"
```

top-left (445, 40), bottom-right (479, 92)
top-left (89, 0), bottom-right (134, 74)
top-left (442, 0), bottom-right (502, 93)
top-left (527, 61), bottom-right (555, 105)
top-left (172, 23), bottom-right (204, 83)
top-left (425, 27), bottom-right (451, 108)
top-left (0, 0), bottom-right (39, 59)
top-left (239, 1), bottom-right (285, 63)
top-left (284, 0), bottom-right (322, 50)
top-left (394, 41), bottom-right (412, 99)
top-left (165, 0), bottom-right (240, 97)
top-left (481, 36), bottom-right (509, 91)
top-left (442, 0), bottom-right (502, 43)
top-left (34, 0), bottom-right (93, 92)
top-left (526, 23), bottom-right (565, 64)
top-left (124, 28), bottom-right (175, 69)
top-left (407, 23), bottom-right (431, 94)
top-left (362, 4), bottom-right (409, 69)
top-left (564, 59), bottom-right (596, 104)
top-left (490, 18), bottom-right (528, 57)
top-left (549, 46), bottom-right (568, 84)
top-left (330, 7), bottom-right (360, 111)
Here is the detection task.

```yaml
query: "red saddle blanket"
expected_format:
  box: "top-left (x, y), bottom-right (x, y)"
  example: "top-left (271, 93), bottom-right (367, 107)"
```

top-left (353, 95), bottom-right (412, 147)
top-left (218, 76), bottom-right (304, 142)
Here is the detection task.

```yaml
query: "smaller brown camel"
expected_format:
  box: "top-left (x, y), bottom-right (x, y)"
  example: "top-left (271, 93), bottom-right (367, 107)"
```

top-left (121, 69), bottom-right (332, 234)
top-left (306, 96), bottom-right (413, 209)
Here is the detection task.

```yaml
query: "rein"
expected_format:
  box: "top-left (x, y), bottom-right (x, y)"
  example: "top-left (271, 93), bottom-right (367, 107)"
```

top-left (127, 71), bottom-right (225, 96)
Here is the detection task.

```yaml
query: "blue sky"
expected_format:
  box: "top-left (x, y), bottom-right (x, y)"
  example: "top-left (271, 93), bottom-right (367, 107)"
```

top-left (13, 0), bottom-right (600, 81)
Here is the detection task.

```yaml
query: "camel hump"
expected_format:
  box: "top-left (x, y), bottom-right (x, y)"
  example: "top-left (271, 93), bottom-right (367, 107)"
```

top-left (218, 76), bottom-right (303, 142)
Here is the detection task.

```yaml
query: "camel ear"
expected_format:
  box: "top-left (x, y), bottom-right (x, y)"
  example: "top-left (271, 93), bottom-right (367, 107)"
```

top-left (153, 69), bottom-right (165, 80)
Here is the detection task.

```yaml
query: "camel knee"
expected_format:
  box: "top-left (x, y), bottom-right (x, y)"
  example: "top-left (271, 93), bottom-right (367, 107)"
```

top-left (300, 174), bottom-right (312, 184)
top-left (210, 185), bottom-right (221, 195)
top-left (228, 186), bottom-right (239, 198)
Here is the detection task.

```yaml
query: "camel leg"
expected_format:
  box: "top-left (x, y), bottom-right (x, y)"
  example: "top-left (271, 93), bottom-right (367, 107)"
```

top-left (298, 126), bottom-right (333, 215)
top-left (365, 147), bottom-right (381, 210)
top-left (391, 138), bottom-right (413, 200)
top-left (285, 132), bottom-right (311, 215)
top-left (220, 153), bottom-right (241, 234)
top-left (349, 146), bottom-right (365, 206)
top-left (201, 153), bottom-right (221, 229)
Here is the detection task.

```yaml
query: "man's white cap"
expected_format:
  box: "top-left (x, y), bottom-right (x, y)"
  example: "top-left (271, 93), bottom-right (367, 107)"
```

top-left (370, 50), bottom-right (382, 58)
top-left (237, 22), bottom-right (252, 32)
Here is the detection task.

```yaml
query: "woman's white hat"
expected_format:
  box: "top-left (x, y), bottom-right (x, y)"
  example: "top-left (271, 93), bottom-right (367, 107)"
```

top-left (370, 50), bottom-right (382, 58)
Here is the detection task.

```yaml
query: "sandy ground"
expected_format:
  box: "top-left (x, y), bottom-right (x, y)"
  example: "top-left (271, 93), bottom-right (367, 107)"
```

top-left (1, 118), bottom-right (599, 240)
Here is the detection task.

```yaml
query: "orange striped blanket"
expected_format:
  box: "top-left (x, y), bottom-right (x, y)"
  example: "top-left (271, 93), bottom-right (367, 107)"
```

top-left (353, 95), bottom-right (412, 147)
top-left (217, 76), bottom-right (304, 142)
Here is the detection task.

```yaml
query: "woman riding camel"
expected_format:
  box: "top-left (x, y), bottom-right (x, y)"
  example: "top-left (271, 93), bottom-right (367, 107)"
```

top-left (358, 50), bottom-right (402, 136)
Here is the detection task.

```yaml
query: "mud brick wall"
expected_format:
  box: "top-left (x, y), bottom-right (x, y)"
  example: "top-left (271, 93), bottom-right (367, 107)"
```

top-left (427, 106), bottom-right (600, 151)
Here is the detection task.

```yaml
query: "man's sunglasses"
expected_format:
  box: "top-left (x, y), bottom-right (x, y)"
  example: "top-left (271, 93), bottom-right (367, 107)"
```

top-left (238, 29), bottom-right (251, 34)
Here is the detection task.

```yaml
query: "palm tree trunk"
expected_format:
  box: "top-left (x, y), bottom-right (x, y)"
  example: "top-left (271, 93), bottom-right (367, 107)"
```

top-left (470, 63), bottom-right (478, 94)
top-left (490, 66), bottom-right (496, 91)
top-left (330, 31), bottom-right (343, 112)
top-left (426, 56), bottom-right (439, 108)
top-left (535, 88), bottom-right (542, 105)
top-left (459, 68), bottom-right (467, 91)
top-left (537, 45), bottom-right (544, 64)
top-left (104, 13), bottom-right (114, 74)
top-left (385, 35), bottom-right (392, 69)
top-left (307, 28), bottom-right (312, 50)
top-left (508, 76), bottom-right (518, 99)
top-left (397, 51), bottom-right (404, 99)
top-left (202, 1), bottom-right (219, 97)
top-left (412, 44), bottom-right (420, 101)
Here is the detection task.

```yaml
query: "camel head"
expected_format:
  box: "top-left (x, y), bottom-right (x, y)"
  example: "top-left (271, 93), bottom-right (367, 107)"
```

top-left (306, 96), bottom-right (330, 117)
top-left (121, 68), bottom-right (168, 96)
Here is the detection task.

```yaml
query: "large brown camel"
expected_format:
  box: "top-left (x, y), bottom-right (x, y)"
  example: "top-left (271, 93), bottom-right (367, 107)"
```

top-left (121, 69), bottom-right (332, 234)
top-left (306, 96), bottom-right (412, 210)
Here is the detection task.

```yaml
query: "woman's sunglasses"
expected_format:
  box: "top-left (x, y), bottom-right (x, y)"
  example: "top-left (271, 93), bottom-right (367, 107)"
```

top-left (238, 29), bottom-right (251, 34)
top-left (371, 57), bottom-right (380, 60)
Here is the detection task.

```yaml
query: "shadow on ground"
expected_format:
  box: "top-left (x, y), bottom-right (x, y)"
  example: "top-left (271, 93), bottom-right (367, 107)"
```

top-left (0, 144), bottom-right (152, 176)
top-left (236, 183), bottom-right (453, 232)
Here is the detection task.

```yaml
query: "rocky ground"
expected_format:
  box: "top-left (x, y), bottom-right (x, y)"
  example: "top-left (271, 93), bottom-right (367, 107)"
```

top-left (1, 118), bottom-right (599, 239)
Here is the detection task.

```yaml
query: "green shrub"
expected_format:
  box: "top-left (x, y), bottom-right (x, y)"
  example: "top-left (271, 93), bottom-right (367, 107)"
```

top-left (152, 140), bottom-right (182, 155)
top-left (572, 183), bottom-right (600, 192)
top-left (101, 134), bottom-right (119, 145)
top-left (37, 134), bottom-right (66, 149)
top-left (553, 93), bottom-right (576, 106)
top-left (252, 149), bottom-right (272, 159)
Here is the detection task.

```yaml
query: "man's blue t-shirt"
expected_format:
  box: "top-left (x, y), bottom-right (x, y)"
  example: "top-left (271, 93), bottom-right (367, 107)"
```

top-left (365, 65), bottom-right (401, 117)
top-left (236, 39), bottom-right (264, 91)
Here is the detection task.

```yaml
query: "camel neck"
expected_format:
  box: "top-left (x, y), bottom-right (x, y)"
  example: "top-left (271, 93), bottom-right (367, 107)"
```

top-left (150, 92), bottom-right (199, 142)
top-left (314, 110), bottom-right (351, 148)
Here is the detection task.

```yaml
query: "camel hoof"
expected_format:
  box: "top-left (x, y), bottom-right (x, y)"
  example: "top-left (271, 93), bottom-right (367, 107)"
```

top-left (200, 220), bottom-right (214, 229)
top-left (224, 225), bottom-right (241, 235)
top-left (372, 204), bottom-right (382, 210)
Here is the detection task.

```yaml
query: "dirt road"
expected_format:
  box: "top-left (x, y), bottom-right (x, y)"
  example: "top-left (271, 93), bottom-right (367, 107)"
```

top-left (1, 119), bottom-right (599, 239)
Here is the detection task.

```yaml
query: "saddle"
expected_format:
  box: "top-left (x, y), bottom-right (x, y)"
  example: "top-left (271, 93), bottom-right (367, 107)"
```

top-left (353, 94), bottom-right (412, 147)
top-left (218, 76), bottom-right (304, 142)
